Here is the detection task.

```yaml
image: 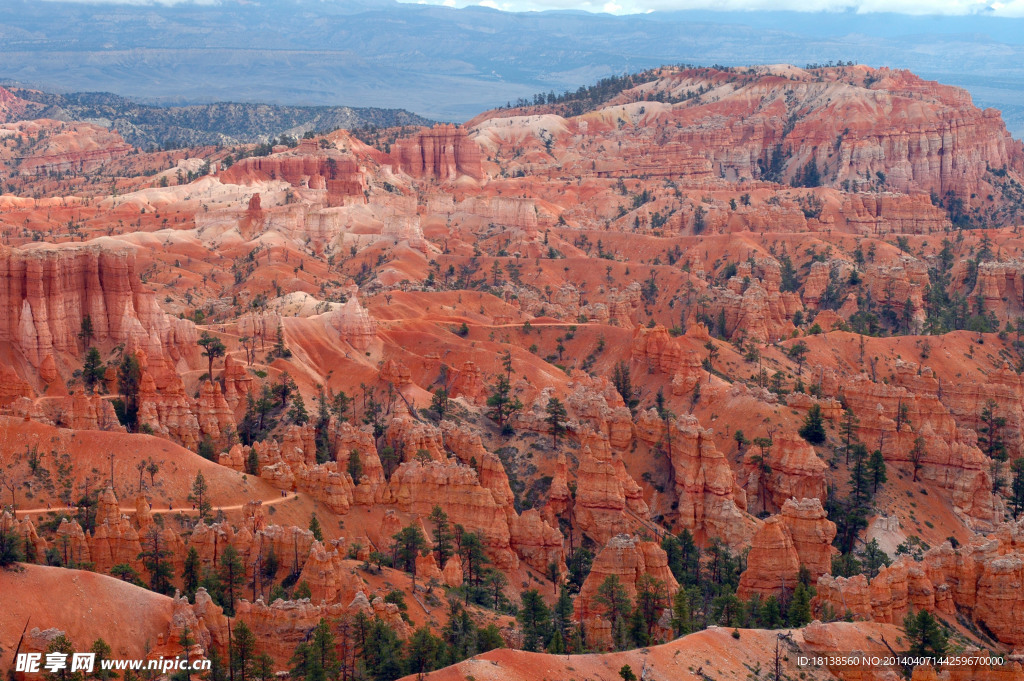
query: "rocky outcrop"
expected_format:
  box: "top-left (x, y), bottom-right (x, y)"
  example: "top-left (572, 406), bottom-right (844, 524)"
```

top-left (573, 429), bottom-right (651, 545)
top-left (391, 124), bottom-right (483, 180)
top-left (384, 460), bottom-right (518, 569)
top-left (574, 534), bottom-right (678, 648)
top-left (736, 498), bottom-right (836, 600)
top-left (742, 433), bottom-right (827, 514)
top-left (814, 519), bottom-right (1024, 648)
top-left (219, 150), bottom-right (366, 200)
top-left (638, 412), bottom-right (758, 547)
top-left (819, 367), bottom-right (1003, 529)
top-left (0, 245), bottom-right (198, 377)
top-left (323, 288), bottom-right (376, 350)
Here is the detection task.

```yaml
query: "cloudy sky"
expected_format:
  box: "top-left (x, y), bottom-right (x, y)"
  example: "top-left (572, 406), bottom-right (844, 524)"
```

top-left (401, 0), bottom-right (1024, 16)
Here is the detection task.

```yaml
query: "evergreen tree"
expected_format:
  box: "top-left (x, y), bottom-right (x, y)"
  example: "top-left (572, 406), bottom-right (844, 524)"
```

top-left (347, 449), bottom-right (362, 482)
top-left (428, 505), bottom-right (454, 565)
top-left (909, 435), bottom-right (925, 482)
top-left (1011, 458), bottom-right (1024, 519)
top-left (545, 397), bottom-right (568, 447)
top-left (198, 332), bottom-right (226, 381)
top-left (611, 361), bottom-right (639, 413)
top-left (90, 637), bottom-right (114, 681)
top-left (788, 583), bottom-right (812, 627)
top-left (115, 352), bottom-right (142, 431)
top-left (517, 589), bottom-right (553, 651)
top-left (309, 513), bottom-right (324, 542)
top-left (430, 388), bottom-right (450, 421)
top-left (761, 595), bottom-right (783, 629)
top-left (392, 523), bottom-right (428, 589)
top-left (44, 634), bottom-right (83, 681)
top-left (231, 621), bottom-right (258, 681)
top-left (138, 527), bottom-right (174, 595)
top-left (188, 471), bottom-right (211, 519)
top-left (868, 449), bottom-right (887, 493)
top-left (978, 399), bottom-right (1007, 460)
top-left (182, 547), bottom-right (201, 600)
top-left (903, 609), bottom-right (948, 658)
top-left (634, 574), bottom-right (666, 640)
top-left (288, 392), bottom-right (309, 425)
top-left (0, 523), bottom-right (24, 567)
top-left (787, 341), bottom-right (809, 377)
top-left (839, 407), bottom-right (859, 465)
top-left (82, 347), bottom-right (105, 395)
top-left (219, 545), bottom-right (245, 616)
top-left (404, 627), bottom-right (445, 677)
top-left (672, 587), bottom-right (692, 636)
top-left (799, 404), bottom-right (827, 445)
top-left (485, 352), bottom-right (523, 431)
top-left (595, 575), bottom-right (633, 650)
top-left (364, 618), bottom-right (403, 681)
top-left (849, 443), bottom-right (872, 507)
top-left (79, 314), bottom-right (95, 347)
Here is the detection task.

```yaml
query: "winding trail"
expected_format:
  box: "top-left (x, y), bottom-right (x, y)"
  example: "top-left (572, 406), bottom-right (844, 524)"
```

top-left (11, 492), bottom-right (296, 517)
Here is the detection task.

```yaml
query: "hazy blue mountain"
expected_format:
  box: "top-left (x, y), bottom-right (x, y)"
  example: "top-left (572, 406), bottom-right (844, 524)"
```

top-left (1, 0), bottom-right (1022, 136)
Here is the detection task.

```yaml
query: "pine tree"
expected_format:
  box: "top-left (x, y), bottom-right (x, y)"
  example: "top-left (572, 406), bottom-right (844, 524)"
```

top-left (138, 527), bottom-right (174, 595)
top-left (115, 352), bottom-right (142, 431)
top-left (635, 574), bottom-right (666, 640)
top-left (978, 399), bottom-right (1007, 460)
top-left (198, 332), bottom-right (226, 381)
top-left (309, 513), bottom-right (324, 542)
top-left (903, 609), bottom-right (948, 657)
top-left (188, 471), bottom-right (211, 519)
top-left (78, 314), bottom-right (95, 347)
top-left (347, 449), bottom-right (362, 482)
top-left (868, 449), bottom-right (887, 493)
top-left (82, 347), bottom-right (105, 395)
top-left (1011, 458), bottom-right (1024, 519)
top-left (231, 621), bottom-right (258, 681)
top-left (517, 589), bottom-right (553, 651)
top-left (849, 443), bottom-right (872, 507)
top-left (44, 634), bottom-right (82, 681)
top-left (839, 407), bottom-right (859, 465)
top-left (430, 388), bottom-right (450, 421)
top-left (219, 545), bottom-right (245, 616)
top-left (428, 505), bottom-right (453, 565)
top-left (545, 397), bottom-right (568, 447)
top-left (611, 361), bottom-right (639, 413)
top-left (788, 582), bottom-right (812, 627)
top-left (288, 392), bottom-right (309, 425)
top-left (799, 404), bottom-right (827, 445)
top-left (182, 546), bottom-right (201, 600)
top-left (595, 575), bottom-right (633, 650)
top-left (672, 587), bottom-right (692, 636)
top-left (787, 341), bottom-right (809, 377)
top-left (392, 523), bottom-right (428, 589)
top-left (909, 435), bottom-right (925, 482)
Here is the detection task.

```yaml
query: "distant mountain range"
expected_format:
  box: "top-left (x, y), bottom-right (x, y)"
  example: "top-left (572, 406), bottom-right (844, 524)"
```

top-left (1, 88), bottom-right (433, 148)
top-left (1, 0), bottom-right (1022, 137)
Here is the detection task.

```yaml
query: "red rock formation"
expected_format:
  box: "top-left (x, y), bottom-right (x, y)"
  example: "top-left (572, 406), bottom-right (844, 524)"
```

top-left (384, 460), bottom-right (518, 569)
top-left (742, 433), bottom-right (827, 514)
top-left (573, 429), bottom-right (651, 544)
top-left (819, 368), bottom-right (1003, 529)
top-left (736, 499), bottom-right (836, 600)
top-left (0, 245), bottom-right (198, 377)
top-left (574, 534), bottom-right (678, 648)
top-left (814, 520), bottom-right (1024, 648)
top-left (637, 412), bottom-right (757, 547)
top-left (219, 151), bottom-right (366, 200)
top-left (324, 289), bottom-right (376, 350)
top-left (391, 124), bottom-right (483, 180)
